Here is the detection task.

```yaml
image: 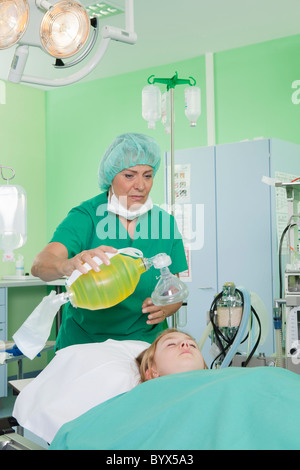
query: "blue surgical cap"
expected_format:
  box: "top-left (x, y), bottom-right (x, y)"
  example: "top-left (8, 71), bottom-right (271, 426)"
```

top-left (98, 133), bottom-right (161, 191)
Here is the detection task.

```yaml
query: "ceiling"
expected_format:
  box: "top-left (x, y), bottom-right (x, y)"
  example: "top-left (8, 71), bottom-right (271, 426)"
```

top-left (0, 0), bottom-right (300, 87)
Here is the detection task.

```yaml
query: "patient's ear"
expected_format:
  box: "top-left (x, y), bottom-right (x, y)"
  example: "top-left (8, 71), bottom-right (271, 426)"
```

top-left (145, 367), bottom-right (159, 380)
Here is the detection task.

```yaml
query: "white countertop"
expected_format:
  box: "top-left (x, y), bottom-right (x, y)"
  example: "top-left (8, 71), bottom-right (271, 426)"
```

top-left (0, 276), bottom-right (66, 288)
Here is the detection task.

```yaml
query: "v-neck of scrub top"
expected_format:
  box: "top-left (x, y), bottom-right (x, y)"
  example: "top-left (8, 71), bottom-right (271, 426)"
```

top-left (117, 216), bottom-right (136, 242)
top-left (113, 211), bottom-right (152, 253)
top-left (109, 210), bottom-right (157, 253)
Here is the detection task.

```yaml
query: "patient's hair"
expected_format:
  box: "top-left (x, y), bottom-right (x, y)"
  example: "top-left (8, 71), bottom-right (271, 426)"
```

top-left (136, 328), bottom-right (205, 383)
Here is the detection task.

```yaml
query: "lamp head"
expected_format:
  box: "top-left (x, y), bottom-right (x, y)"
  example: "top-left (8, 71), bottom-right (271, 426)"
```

top-left (40, 0), bottom-right (90, 58)
top-left (0, 0), bottom-right (30, 49)
top-left (0, 0), bottom-right (90, 58)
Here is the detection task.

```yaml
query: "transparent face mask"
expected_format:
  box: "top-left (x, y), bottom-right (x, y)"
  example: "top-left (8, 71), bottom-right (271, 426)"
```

top-left (148, 253), bottom-right (189, 306)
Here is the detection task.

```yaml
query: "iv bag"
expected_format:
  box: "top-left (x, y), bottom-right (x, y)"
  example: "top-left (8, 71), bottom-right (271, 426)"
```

top-left (0, 184), bottom-right (27, 261)
top-left (142, 84), bottom-right (161, 129)
top-left (184, 86), bottom-right (201, 127)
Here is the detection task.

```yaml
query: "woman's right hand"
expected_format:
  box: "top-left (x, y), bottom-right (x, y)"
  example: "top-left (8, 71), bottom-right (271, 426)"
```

top-left (31, 242), bottom-right (118, 281)
top-left (68, 245), bottom-right (118, 275)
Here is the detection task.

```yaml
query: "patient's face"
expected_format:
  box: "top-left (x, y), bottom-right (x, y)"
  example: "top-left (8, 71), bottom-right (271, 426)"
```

top-left (150, 332), bottom-right (205, 378)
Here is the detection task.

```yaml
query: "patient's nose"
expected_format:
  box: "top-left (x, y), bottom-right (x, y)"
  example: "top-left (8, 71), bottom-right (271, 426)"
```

top-left (180, 341), bottom-right (189, 348)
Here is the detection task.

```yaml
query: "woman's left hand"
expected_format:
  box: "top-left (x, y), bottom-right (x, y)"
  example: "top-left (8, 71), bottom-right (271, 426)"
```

top-left (142, 298), bottom-right (182, 325)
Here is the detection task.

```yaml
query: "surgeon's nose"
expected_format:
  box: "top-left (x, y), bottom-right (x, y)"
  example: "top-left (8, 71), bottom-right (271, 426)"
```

top-left (134, 175), bottom-right (145, 191)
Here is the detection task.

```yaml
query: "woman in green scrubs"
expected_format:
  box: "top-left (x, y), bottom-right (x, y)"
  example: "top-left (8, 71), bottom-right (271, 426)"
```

top-left (31, 133), bottom-right (188, 348)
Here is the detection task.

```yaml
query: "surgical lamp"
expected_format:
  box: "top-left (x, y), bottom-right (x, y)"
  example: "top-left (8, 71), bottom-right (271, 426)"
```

top-left (0, 0), bottom-right (136, 87)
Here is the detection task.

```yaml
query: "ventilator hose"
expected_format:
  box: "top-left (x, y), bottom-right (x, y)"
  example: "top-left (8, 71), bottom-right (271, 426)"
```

top-left (220, 288), bottom-right (251, 369)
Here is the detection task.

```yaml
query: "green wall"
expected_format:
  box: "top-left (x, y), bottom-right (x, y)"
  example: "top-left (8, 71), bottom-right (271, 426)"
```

top-left (0, 81), bottom-right (49, 376)
top-left (1, 32), bottom-right (300, 376)
top-left (214, 35), bottom-right (300, 145)
top-left (0, 81), bottom-right (47, 276)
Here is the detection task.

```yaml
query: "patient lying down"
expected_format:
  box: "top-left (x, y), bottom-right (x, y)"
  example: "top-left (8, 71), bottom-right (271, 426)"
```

top-left (136, 328), bottom-right (208, 383)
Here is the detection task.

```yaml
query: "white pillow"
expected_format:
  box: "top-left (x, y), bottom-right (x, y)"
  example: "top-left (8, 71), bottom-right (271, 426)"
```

top-left (13, 339), bottom-right (150, 444)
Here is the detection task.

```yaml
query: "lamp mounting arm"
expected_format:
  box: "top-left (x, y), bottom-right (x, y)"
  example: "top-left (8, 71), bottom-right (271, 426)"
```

top-left (35, 0), bottom-right (53, 11)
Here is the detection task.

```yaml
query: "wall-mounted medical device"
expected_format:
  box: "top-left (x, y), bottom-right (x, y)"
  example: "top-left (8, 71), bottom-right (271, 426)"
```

top-left (283, 271), bottom-right (300, 366)
top-left (275, 180), bottom-right (300, 373)
top-left (0, 0), bottom-right (136, 87)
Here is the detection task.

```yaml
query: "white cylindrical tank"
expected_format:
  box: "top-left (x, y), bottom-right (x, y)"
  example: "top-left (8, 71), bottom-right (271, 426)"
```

top-left (0, 184), bottom-right (27, 261)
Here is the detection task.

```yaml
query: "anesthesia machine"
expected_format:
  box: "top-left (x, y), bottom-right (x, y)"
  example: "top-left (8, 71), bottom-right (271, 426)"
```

top-left (275, 181), bottom-right (300, 373)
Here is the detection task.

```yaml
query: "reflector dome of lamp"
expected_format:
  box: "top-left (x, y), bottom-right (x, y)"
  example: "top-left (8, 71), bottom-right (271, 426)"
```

top-left (0, 0), bottom-right (137, 87)
top-left (39, 0), bottom-right (91, 58)
top-left (0, 0), bottom-right (30, 49)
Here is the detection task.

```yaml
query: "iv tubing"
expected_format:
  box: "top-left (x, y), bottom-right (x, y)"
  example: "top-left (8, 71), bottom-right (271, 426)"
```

top-left (220, 287), bottom-right (251, 369)
top-left (198, 321), bottom-right (213, 351)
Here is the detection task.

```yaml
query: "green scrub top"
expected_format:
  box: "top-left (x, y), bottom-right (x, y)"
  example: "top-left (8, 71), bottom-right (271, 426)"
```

top-left (51, 192), bottom-right (188, 348)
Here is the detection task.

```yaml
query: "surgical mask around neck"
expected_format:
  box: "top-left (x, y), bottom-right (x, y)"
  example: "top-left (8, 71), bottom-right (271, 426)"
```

top-left (107, 186), bottom-right (153, 220)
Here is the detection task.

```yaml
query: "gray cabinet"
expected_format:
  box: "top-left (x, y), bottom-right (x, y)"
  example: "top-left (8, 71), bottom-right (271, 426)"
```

top-left (167, 138), bottom-right (300, 364)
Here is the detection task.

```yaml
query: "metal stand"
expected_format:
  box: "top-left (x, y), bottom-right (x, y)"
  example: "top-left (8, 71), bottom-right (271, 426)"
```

top-left (146, 72), bottom-right (197, 328)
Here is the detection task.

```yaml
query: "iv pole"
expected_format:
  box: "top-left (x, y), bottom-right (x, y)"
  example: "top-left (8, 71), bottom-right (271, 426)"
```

top-left (147, 72), bottom-right (196, 216)
top-left (145, 72), bottom-right (197, 327)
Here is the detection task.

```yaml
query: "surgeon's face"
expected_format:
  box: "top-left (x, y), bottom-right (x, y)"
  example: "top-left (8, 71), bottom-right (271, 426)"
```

top-left (112, 164), bottom-right (153, 209)
top-left (148, 332), bottom-right (206, 379)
